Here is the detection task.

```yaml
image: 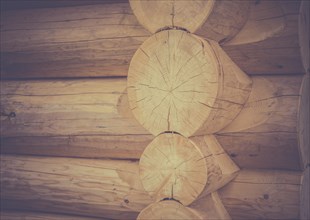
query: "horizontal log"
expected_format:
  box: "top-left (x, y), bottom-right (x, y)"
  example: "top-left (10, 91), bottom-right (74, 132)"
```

top-left (0, 1), bottom-right (305, 79)
top-left (216, 75), bottom-right (305, 170)
top-left (219, 169), bottom-right (301, 219)
top-left (0, 3), bottom-right (149, 79)
top-left (222, 0), bottom-right (305, 75)
top-left (1, 75), bottom-right (306, 170)
top-left (0, 210), bottom-right (104, 220)
top-left (0, 78), bottom-right (148, 137)
top-left (0, 155), bottom-right (302, 219)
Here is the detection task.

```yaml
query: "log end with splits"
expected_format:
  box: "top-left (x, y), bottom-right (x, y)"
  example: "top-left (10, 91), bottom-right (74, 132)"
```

top-left (139, 133), bottom-right (239, 206)
top-left (137, 200), bottom-right (203, 220)
top-left (139, 133), bottom-right (208, 206)
top-left (127, 30), bottom-right (252, 137)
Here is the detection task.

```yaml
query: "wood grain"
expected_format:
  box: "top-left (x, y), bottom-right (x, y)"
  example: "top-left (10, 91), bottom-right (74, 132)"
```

top-left (0, 3), bottom-right (149, 79)
top-left (0, 211), bottom-right (104, 220)
top-left (137, 200), bottom-right (202, 220)
top-left (216, 75), bottom-right (304, 170)
top-left (139, 133), bottom-right (207, 206)
top-left (0, 78), bottom-right (148, 137)
top-left (0, 76), bottom-right (305, 170)
top-left (129, 0), bottom-right (215, 33)
top-left (222, 0), bottom-right (305, 75)
top-left (0, 155), bottom-right (153, 220)
top-left (190, 192), bottom-right (231, 220)
top-left (127, 30), bottom-right (251, 136)
top-left (219, 169), bottom-right (302, 220)
top-left (0, 155), bottom-right (302, 220)
top-left (0, 1), bottom-right (305, 79)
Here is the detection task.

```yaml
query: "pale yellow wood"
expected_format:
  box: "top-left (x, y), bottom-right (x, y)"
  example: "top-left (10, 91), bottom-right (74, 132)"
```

top-left (217, 75), bottom-right (304, 170)
top-left (0, 156), bottom-right (302, 219)
top-left (190, 192), bottom-right (231, 220)
top-left (0, 211), bottom-right (103, 220)
top-left (127, 30), bottom-right (251, 136)
top-left (191, 135), bottom-right (239, 197)
top-left (139, 133), bottom-right (207, 206)
top-left (195, 0), bottom-right (251, 43)
top-left (298, 74), bottom-right (309, 169)
top-left (300, 167), bottom-right (310, 220)
top-left (299, 0), bottom-right (309, 73)
top-left (226, 0), bottom-right (286, 45)
top-left (219, 169), bottom-right (302, 220)
top-left (129, 0), bottom-right (215, 33)
top-left (137, 200), bottom-right (202, 220)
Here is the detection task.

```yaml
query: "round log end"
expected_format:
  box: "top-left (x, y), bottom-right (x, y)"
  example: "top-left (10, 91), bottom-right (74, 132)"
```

top-left (129, 0), bottom-right (215, 33)
top-left (127, 30), bottom-right (219, 136)
top-left (139, 133), bottom-right (207, 206)
top-left (137, 200), bottom-right (203, 220)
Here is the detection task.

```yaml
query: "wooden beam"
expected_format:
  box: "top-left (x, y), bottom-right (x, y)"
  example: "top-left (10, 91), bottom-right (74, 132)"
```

top-left (222, 0), bottom-right (305, 75)
top-left (0, 155), bottom-right (302, 219)
top-left (0, 3), bottom-right (149, 79)
top-left (127, 30), bottom-right (251, 136)
top-left (0, 78), bottom-right (148, 137)
top-left (0, 155), bottom-right (153, 220)
top-left (218, 169), bottom-right (301, 220)
top-left (0, 75), bottom-right (305, 170)
top-left (0, 210), bottom-right (104, 220)
top-left (216, 75), bottom-right (304, 170)
top-left (0, 1), bottom-right (305, 79)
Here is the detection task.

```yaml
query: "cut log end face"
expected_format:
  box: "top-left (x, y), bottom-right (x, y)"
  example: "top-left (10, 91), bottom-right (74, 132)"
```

top-left (128, 30), bottom-right (219, 137)
top-left (137, 200), bottom-right (202, 220)
top-left (139, 133), bottom-right (208, 206)
top-left (129, 0), bottom-right (215, 33)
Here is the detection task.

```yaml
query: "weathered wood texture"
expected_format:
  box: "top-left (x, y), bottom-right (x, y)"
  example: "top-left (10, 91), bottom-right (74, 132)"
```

top-left (0, 78), bottom-right (148, 137)
top-left (0, 75), bottom-right (305, 170)
top-left (0, 211), bottom-right (104, 220)
top-left (222, 0), bottom-right (305, 75)
top-left (216, 75), bottom-right (304, 170)
top-left (137, 200), bottom-right (202, 220)
top-left (139, 133), bottom-right (208, 206)
top-left (300, 167), bottom-right (310, 220)
top-left (0, 3), bottom-right (149, 79)
top-left (129, 0), bottom-right (215, 33)
top-left (192, 135), bottom-right (239, 198)
top-left (226, 0), bottom-right (286, 45)
top-left (0, 1), bottom-right (305, 79)
top-left (190, 192), bottom-right (231, 220)
top-left (0, 155), bottom-right (302, 220)
top-left (128, 30), bottom-right (251, 136)
top-left (219, 169), bottom-right (301, 220)
top-left (195, 0), bottom-right (250, 43)
top-left (0, 155), bottom-right (153, 220)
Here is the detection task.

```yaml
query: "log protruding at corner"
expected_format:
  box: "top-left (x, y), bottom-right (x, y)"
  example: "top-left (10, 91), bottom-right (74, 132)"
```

top-left (127, 30), bottom-right (252, 137)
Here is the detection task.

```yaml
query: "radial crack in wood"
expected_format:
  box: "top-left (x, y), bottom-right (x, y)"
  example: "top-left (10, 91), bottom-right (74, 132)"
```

top-left (139, 133), bottom-right (208, 206)
top-left (129, 0), bottom-right (215, 33)
top-left (137, 200), bottom-right (202, 220)
top-left (127, 30), bottom-right (252, 137)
